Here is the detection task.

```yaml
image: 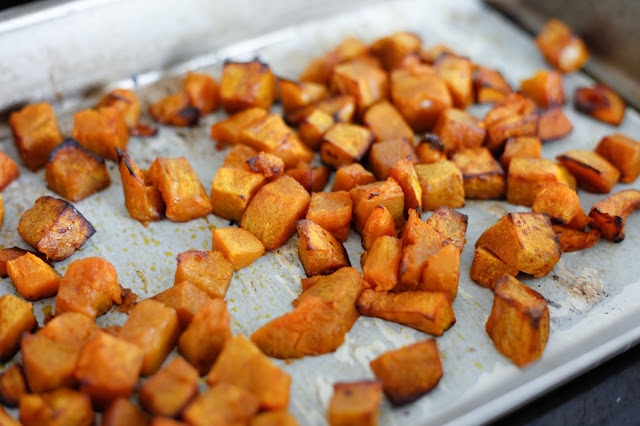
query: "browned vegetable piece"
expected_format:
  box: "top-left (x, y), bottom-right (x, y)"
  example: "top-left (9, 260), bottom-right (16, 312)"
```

top-left (211, 227), bottom-right (265, 270)
top-left (327, 380), bottom-right (382, 426)
top-left (210, 107), bottom-right (267, 146)
top-left (363, 100), bottom-right (414, 143)
top-left (388, 158), bottom-right (422, 214)
top-left (174, 250), bottom-right (233, 299)
top-left (589, 189), bottom-right (640, 242)
top-left (153, 280), bottom-right (212, 328)
top-left (432, 108), bottom-right (486, 156)
top-left (420, 244), bottom-right (461, 300)
top-left (241, 117), bottom-right (313, 169)
top-left (321, 123), bottom-right (374, 169)
top-left (500, 136), bottom-right (542, 169)
top-left (0, 406), bottom-right (20, 426)
top-left (55, 257), bottom-right (121, 319)
top-left (21, 333), bottom-right (78, 393)
top-left (7, 252), bottom-right (61, 301)
top-left (368, 138), bottom-right (417, 181)
top-left (19, 388), bottom-right (94, 426)
top-left (595, 133), bottom-right (640, 183)
top-left (18, 196), bottom-right (95, 261)
top-left (286, 95), bottom-right (357, 127)
top-left (207, 334), bottom-right (292, 411)
top-left (102, 397), bottom-right (150, 426)
top-left (184, 71), bottom-right (219, 115)
top-left (332, 163), bottom-right (376, 192)
top-left (420, 43), bottom-right (454, 64)
top-left (557, 150), bottom-right (620, 193)
top-left (426, 206), bottom-right (468, 250)
top-left (45, 138), bottom-right (110, 202)
top-left (452, 147), bottom-right (505, 199)
top-left (223, 144), bottom-right (259, 168)
top-left (279, 79), bottom-right (328, 114)
top-left (148, 157), bottom-right (212, 222)
top-left (0, 364), bottom-right (27, 407)
top-left (244, 152), bottom-right (284, 180)
top-left (139, 356), bottom-right (199, 417)
top-left (150, 92), bottom-right (200, 127)
top-left (415, 134), bottom-right (446, 164)
top-left (298, 109), bottom-right (334, 150)
top-left (241, 175), bottom-right (311, 250)
top-left (360, 205), bottom-right (395, 252)
top-left (476, 212), bottom-right (561, 277)
top-left (299, 37), bottom-right (368, 85)
top-left (370, 339), bottom-right (443, 405)
top-left (0, 150), bottom-right (19, 191)
top-left (98, 88), bottom-right (141, 129)
top-left (219, 59), bottom-right (277, 114)
top-left (506, 157), bottom-right (577, 206)
top-left (118, 299), bottom-right (180, 376)
top-left (574, 83), bottom-right (625, 126)
top-left (370, 31), bottom-right (421, 71)
top-left (391, 64), bottom-right (453, 132)
top-left (553, 225), bottom-right (600, 252)
top-left (415, 161), bottom-right (465, 211)
top-left (9, 102), bottom-right (63, 171)
top-left (535, 19), bottom-right (589, 73)
top-left (72, 106), bottom-right (128, 160)
top-left (483, 93), bottom-right (538, 155)
top-left (116, 148), bottom-right (164, 224)
top-left (252, 411), bottom-right (299, 426)
top-left (435, 54), bottom-right (473, 109)
top-left (486, 276), bottom-right (550, 367)
top-left (532, 182), bottom-right (591, 229)
top-left (306, 191), bottom-right (353, 242)
top-left (537, 107), bottom-right (573, 141)
top-left (330, 60), bottom-right (388, 117)
top-left (285, 163), bottom-right (330, 193)
top-left (210, 167), bottom-right (266, 222)
top-left (362, 235), bottom-right (400, 291)
top-left (38, 311), bottom-right (97, 346)
top-left (183, 383), bottom-right (259, 426)
top-left (470, 246), bottom-right (518, 290)
top-left (520, 70), bottom-right (565, 107)
top-left (350, 178), bottom-right (405, 232)
top-left (296, 219), bottom-right (351, 277)
top-left (474, 66), bottom-right (513, 104)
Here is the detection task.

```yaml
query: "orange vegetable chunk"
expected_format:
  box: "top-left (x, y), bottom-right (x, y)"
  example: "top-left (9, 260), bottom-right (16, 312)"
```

top-left (327, 380), bottom-right (382, 426)
top-left (211, 227), bottom-right (265, 270)
top-left (174, 250), bottom-right (233, 299)
top-left (306, 191), bottom-right (353, 242)
top-left (588, 189), bottom-right (640, 242)
top-left (72, 106), bottom-right (128, 160)
top-left (0, 294), bottom-right (36, 361)
top-left (557, 150), bottom-right (620, 193)
top-left (362, 235), bottom-right (401, 292)
top-left (19, 388), bottom-right (94, 426)
top-left (470, 246), bottom-right (519, 290)
top-left (153, 280), bottom-right (212, 328)
top-left (220, 59), bottom-right (277, 114)
top-left (595, 133), bottom-right (640, 183)
top-left (7, 252), bottom-right (61, 301)
top-left (117, 149), bottom-right (165, 223)
top-left (183, 383), bottom-right (259, 426)
top-left (9, 102), bottom-right (63, 171)
top-left (350, 178), bottom-right (405, 232)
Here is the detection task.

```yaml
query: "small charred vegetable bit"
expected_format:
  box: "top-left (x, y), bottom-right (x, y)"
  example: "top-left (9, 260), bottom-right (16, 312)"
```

top-left (9, 102), bottom-right (63, 170)
top-left (19, 388), bottom-right (94, 426)
top-left (18, 196), bottom-right (95, 261)
top-left (556, 150), bottom-right (620, 193)
top-left (389, 158), bottom-right (422, 214)
top-left (474, 66), bottom-right (513, 104)
top-left (330, 59), bottom-right (388, 117)
top-left (321, 123), bottom-right (374, 169)
top-left (483, 93), bottom-right (538, 155)
top-left (361, 205), bottom-right (396, 251)
top-left (426, 206), bottom-right (468, 250)
top-left (72, 106), bottom-right (128, 160)
top-left (98, 88), bottom-right (141, 128)
top-left (452, 147), bottom-right (505, 199)
top-left (368, 138), bottom-right (417, 181)
top-left (574, 83), bottom-right (625, 126)
top-left (535, 19), bottom-right (589, 73)
top-left (0, 364), bottom-right (27, 407)
top-left (174, 250), bottom-right (233, 298)
top-left (415, 161), bottom-right (465, 211)
top-left (435, 54), bottom-right (474, 109)
top-left (595, 133), bottom-right (640, 183)
top-left (184, 71), bottom-right (219, 115)
top-left (332, 163), bottom-right (376, 192)
top-left (519, 70), bottom-right (565, 108)
top-left (537, 107), bottom-right (573, 141)
top-left (306, 191), bottom-right (353, 242)
top-left (220, 59), bottom-right (277, 114)
top-left (45, 138), bottom-right (111, 202)
top-left (117, 149), bottom-right (165, 223)
top-left (211, 227), bottom-right (265, 270)
top-left (476, 212), bottom-right (561, 277)
top-left (327, 380), bottom-right (382, 426)
top-left (420, 244), bottom-right (461, 300)
top-left (296, 219), bottom-right (351, 277)
top-left (370, 339), bottom-right (443, 406)
top-left (433, 108), bottom-right (486, 156)
top-left (363, 100), bottom-right (414, 143)
top-left (183, 383), bottom-right (259, 426)
top-left (362, 235), bottom-right (402, 291)
top-left (148, 157), bottom-right (212, 222)
top-left (252, 411), bottom-right (299, 426)
top-left (486, 276), bottom-right (550, 367)
top-left (532, 182), bottom-right (591, 230)
top-left (102, 397), bottom-right (151, 426)
top-left (244, 152), bottom-right (284, 180)
top-left (506, 157), bottom-right (576, 206)
top-left (0, 295), bottom-right (36, 361)
top-left (153, 280), bottom-right (212, 328)
top-left (279, 79), bottom-right (328, 114)
top-left (553, 226), bottom-right (600, 252)
top-left (0, 150), bottom-right (20, 191)
top-left (150, 93), bottom-right (200, 127)
top-left (211, 107), bottom-right (267, 146)
top-left (500, 136), bottom-right (542, 169)
top-left (210, 167), bottom-right (266, 223)
top-left (470, 246), bottom-right (518, 290)
top-left (285, 163), bottom-right (330, 193)
top-left (350, 178), bottom-right (404, 232)
top-left (416, 134), bottom-right (446, 164)
top-left (589, 189), bottom-right (640, 242)
top-left (138, 356), bottom-right (198, 418)
top-left (7, 252), bottom-right (61, 301)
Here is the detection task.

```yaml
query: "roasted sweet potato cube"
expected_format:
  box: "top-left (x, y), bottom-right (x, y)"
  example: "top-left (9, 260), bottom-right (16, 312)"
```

top-left (435, 54), bottom-right (473, 108)
top-left (330, 60), bottom-right (388, 117)
top-left (350, 178), bottom-right (404, 232)
top-left (391, 65), bottom-right (453, 132)
top-left (298, 109), bottom-right (334, 150)
top-left (476, 212), bottom-right (561, 277)
top-left (595, 133), bottom-right (640, 183)
top-left (553, 226), bottom-right (600, 252)
top-left (220, 59), bottom-right (276, 114)
top-left (486, 276), bottom-right (550, 367)
top-left (74, 331), bottom-right (143, 408)
top-left (287, 95), bottom-right (356, 127)
top-left (98, 88), bottom-right (141, 129)
top-left (506, 157), bottom-right (577, 206)
top-left (574, 83), bottom-right (625, 126)
top-left (536, 19), bottom-right (589, 73)
top-left (484, 93), bottom-right (539, 154)
top-left (520, 70), bottom-right (565, 108)
top-left (474, 66), bottom-right (513, 104)
top-left (370, 339), bottom-right (443, 405)
top-left (9, 102), bottom-right (63, 171)
top-left (470, 247), bottom-right (518, 290)
top-left (150, 92), bottom-right (200, 127)
top-left (210, 167), bottom-right (266, 222)
top-left (240, 176), bottom-right (310, 250)
top-left (0, 405), bottom-right (22, 426)
top-left (7, 252), bottom-right (60, 301)
top-left (363, 100), bottom-right (414, 143)
top-left (18, 196), bottom-right (95, 261)
top-left (416, 134), bottom-right (446, 164)
top-left (426, 206), bottom-right (468, 250)
top-left (72, 106), bottom-right (128, 160)
top-left (239, 114), bottom-right (297, 155)
top-left (19, 388), bottom-right (94, 426)
top-left (139, 356), bottom-right (199, 417)
top-left (211, 227), bottom-right (265, 270)
top-left (361, 205), bottom-right (396, 251)
top-left (0, 364), bottom-right (27, 407)
top-left (321, 123), bottom-right (373, 169)
top-left (174, 250), bottom-right (233, 299)
top-left (500, 136), bottom-right (541, 169)
top-left (532, 182), bottom-right (591, 229)
top-left (328, 380), bottom-right (382, 426)
top-left (388, 158), bottom-right (422, 214)
top-left (0, 150), bottom-right (19, 191)
top-left (183, 383), bottom-right (259, 426)
top-left (279, 79), bottom-right (327, 114)
top-left (148, 157), bottom-right (212, 222)
top-left (299, 37), bottom-right (368, 84)
top-left (272, 135), bottom-right (315, 169)
top-left (420, 43), bottom-right (454, 64)
top-left (153, 280), bottom-right (212, 328)
top-left (243, 152), bottom-right (284, 180)
top-left (452, 147), bottom-right (505, 199)
top-left (38, 311), bottom-right (97, 347)
top-left (21, 333), bottom-right (78, 393)
top-left (415, 161), bottom-right (465, 211)
top-left (184, 72), bottom-right (219, 115)
top-left (296, 219), bottom-right (350, 277)
top-left (362, 236), bottom-right (401, 292)
top-left (117, 149), bottom-right (164, 223)
top-left (370, 31), bottom-right (421, 71)
top-left (332, 163), bottom-right (375, 192)
top-left (211, 108), bottom-right (267, 146)
top-left (368, 138), bottom-right (417, 181)
top-left (207, 334), bottom-right (291, 411)
top-left (589, 189), bottom-right (640, 242)
top-left (285, 163), bottom-right (329, 193)
top-left (432, 108), bottom-right (486, 156)
top-left (223, 144), bottom-right (259, 168)
top-left (557, 150), bottom-right (620, 193)
top-left (251, 411), bottom-right (299, 426)
top-left (306, 191), bottom-right (353, 242)
top-left (102, 397), bottom-right (150, 426)
top-left (537, 107), bottom-right (573, 141)
top-left (420, 244), bottom-right (461, 300)
top-left (56, 257), bottom-right (121, 319)
top-left (45, 138), bottom-right (110, 202)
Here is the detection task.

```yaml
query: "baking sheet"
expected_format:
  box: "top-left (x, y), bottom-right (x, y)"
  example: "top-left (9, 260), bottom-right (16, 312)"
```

top-left (1, 0), bottom-right (640, 425)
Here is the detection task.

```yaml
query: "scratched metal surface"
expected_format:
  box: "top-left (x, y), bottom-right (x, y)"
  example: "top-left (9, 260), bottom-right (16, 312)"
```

top-left (0, 1), bottom-right (640, 425)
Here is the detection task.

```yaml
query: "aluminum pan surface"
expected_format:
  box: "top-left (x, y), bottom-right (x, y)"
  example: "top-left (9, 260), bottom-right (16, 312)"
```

top-left (1, 1), bottom-right (639, 425)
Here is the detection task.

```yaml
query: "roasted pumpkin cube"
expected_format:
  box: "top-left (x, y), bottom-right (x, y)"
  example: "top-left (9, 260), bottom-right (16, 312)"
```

top-left (244, 152), bottom-right (284, 180)
top-left (298, 109), bottom-right (335, 150)
top-left (56, 257), bottom-right (121, 319)
top-left (506, 157), bottom-right (577, 206)
top-left (574, 83), bottom-right (625, 126)
top-left (18, 196), bottom-right (95, 261)
top-left (537, 107), bottom-right (573, 141)
top-left (452, 147), bottom-right (505, 199)
top-left (532, 182), bottom-right (591, 229)
top-left (150, 92), bottom-right (200, 127)
top-left (286, 95), bottom-right (356, 127)
top-left (210, 167), bottom-right (266, 222)
top-left (486, 276), bottom-right (550, 367)
top-left (38, 311), bottom-right (97, 347)
top-left (72, 106), bottom-right (128, 160)
top-left (45, 138), bottom-right (110, 202)
top-left (470, 246), bottom-right (518, 290)
top-left (362, 235), bottom-right (401, 292)
top-left (9, 102), bottom-right (63, 171)
top-left (153, 280), bottom-right (212, 328)
top-left (296, 219), bottom-right (350, 277)
top-left (306, 191), bottom-right (353, 242)
top-left (370, 339), bottom-right (443, 405)
top-left (207, 334), bottom-right (291, 411)
top-left (391, 65), bottom-right (453, 132)
top-left (595, 133), bottom-right (640, 183)
top-left (0, 150), bottom-right (20, 191)
top-left (332, 163), bottom-right (375, 192)
top-left (426, 206), bottom-right (468, 250)
top-left (416, 134), bottom-right (446, 164)
top-left (220, 59), bottom-right (276, 113)
top-left (474, 66), bottom-right (513, 104)
top-left (0, 406), bottom-right (19, 426)
top-left (223, 144), bottom-right (259, 168)
top-left (415, 161), bottom-right (465, 211)
top-left (139, 356), bottom-right (199, 418)
top-left (285, 163), bottom-right (329, 193)
top-left (211, 227), bottom-right (264, 270)
top-left (435, 54), bottom-right (473, 108)
top-left (21, 332), bottom-right (78, 393)
top-left (420, 244), bottom-right (461, 300)
top-left (361, 206), bottom-right (397, 251)
top-left (557, 150), bottom-right (620, 193)
top-left (7, 252), bottom-right (61, 301)
top-left (279, 79), bottom-right (328, 114)
top-left (589, 189), bottom-right (640, 242)
top-left (535, 19), bottom-right (589, 73)
top-left (327, 380), bottom-right (382, 426)
top-left (273, 135), bottom-right (315, 169)
top-left (389, 158), bottom-right (422, 214)
top-left (520, 70), bottom-right (565, 107)
top-left (211, 107), bottom-right (267, 146)
top-left (330, 60), bottom-right (388, 117)
top-left (174, 250), bottom-right (233, 299)
top-left (117, 149), bottom-right (164, 223)
top-left (476, 212), bottom-right (561, 277)
top-left (0, 248), bottom-right (39, 278)
top-left (102, 397), bottom-right (150, 426)
top-left (299, 37), bottom-right (368, 85)
top-left (184, 71), bottom-right (219, 115)
top-left (19, 388), bottom-right (94, 426)
top-left (98, 88), bottom-right (141, 129)
top-left (350, 178), bottom-right (404, 232)
top-left (239, 113), bottom-right (297, 155)
top-left (0, 364), bottom-right (27, 407)
top-left (484, 93), bottom-right (539, 154)
top-left (252, 411), bottom-right (299, 426)
top-left (420, 43), bottom-right (454, 64)
top-left (370, 31), bottom-right (421, 71)
top-left (500, 136), bottom-right (541, 169)
top-left (363, 100), bottom-right (414, 142)
top-left (553, 226), bottom-right (600, 252)
top-left (183, 383), bottom-right (259, 426)
top-left (433, 108), bottom-right (486, 156)
top-left (241, 175), bottom-right (310, 250)
top-left (321, 123), bottom-right (373, 169)
top-left (368, 138), bottom-right (417, 181)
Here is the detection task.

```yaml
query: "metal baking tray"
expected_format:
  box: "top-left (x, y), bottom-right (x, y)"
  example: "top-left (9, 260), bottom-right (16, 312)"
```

top-left (1, 0), bottom-right (639, 425)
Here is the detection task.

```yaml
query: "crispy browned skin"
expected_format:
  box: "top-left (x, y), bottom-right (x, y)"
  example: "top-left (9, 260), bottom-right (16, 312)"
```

top-left (535, 19), bottom-right (589, 73)
top-left (350, 178), bottom-right (405, 232)
top-left (595, 133), bottom-right (640, 183)
top-left (296, 219), bottom-right (350, 277)
top-left (588, 189), bottom-right (640, 242)
top-left (18, 196), bottom-right (95, 261)
top-left (574, 83), bottom-right (625, 126)
top-left (426, 206), bottom-right (468, 250)
top-left (305, 191), bottom-right (352, 242)
top-left (7, 252), bottom-right (61, 301)
top-left (389, 158), bottom-right (423, 214)
top-left (223, 144), bottom-right (258, 168)
top-left (362, 236), bottom-right (402, 291)
top-left (537, 107), bottom-right (573, 141)
top-left (150, 92), bottom-right (200, 127)
top-left (532, 182), bottom-right (592, 230)
top-left (244, 152), bottom-right (284, 180)
top-left (219, 59), bottom-right (276, 114)
top-left (553, 225), bottom-right (600, 252)
top-left (433, 108), bottom-right (486, 156)
top-left (174, 250), bottom-right (233, 298)
top-left (452, 147), bottom-right (505, 199)
top-left (210, 167), bottom-right (266, 223)
top-left (321, 123), bottom-right (374, 169)
top-left (414, 161), bottom-right (465, 211)
top-left (19, 388), bottom-right (94, 426)
top-left (153, 280), bottom-right (212, 328)
top-left (330, 59), bottom-right (388, 117)
top-left (520, 70), bottom-right (565, 108)
top-left (332, 163), bottom-right (376, 192)
top-left (500, 136), bottom-right (541, 169)
top-left (486, 276), bottom-right (550, 367)
top-left (363, 100), bottom-right (414, 142)
top-left (327, 380), bottom-right (383, 426)
top-left (506, 157), bottom-right (576, 206)
top-left (98, 88), bottom-right (141, 128)
top-left (116, 148), bottom-right (165, 223)
top-left (102, 397), bottom-right (151, 426)
top-left (251, 411), bottom-right (299, 426)
top-left (435, 54), bottom-right (473, 108)
top-left (0, 295), bottom-right (36, 361)
top-left (474, 66), bottom-right (513, 104)
top-left (0, 150), bottom-right (20, 191)
top-left (415, 134), bottom-right (446, 164)
top-left (183, 383), bottom-right (259, 426)
top-left (483, 93), bottom-right (538, 155)
top-left (557, 150), bottom-right (620, 193)
top-left (184, 71), bottom-right (219, 115)
top-left (370, 339), bottom-right (443, 405)
top-left (0, 364), bottom-right (28, 407)
top-left (9, 102), bottom-right (63, 171)
top-left (73, 106), bottom-right (128, 160)
top-left (470, 247), bottom-right (518, 290)
top-left (211, 108), bottom-right (267, 146)
top-left (211, 227), bottom-right (265, 270)
top-left (279, 79), bottom-right (328, 114)
top-left (368, 138), bottom-right (417, 181)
